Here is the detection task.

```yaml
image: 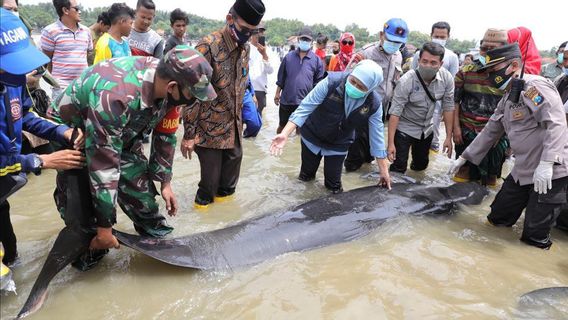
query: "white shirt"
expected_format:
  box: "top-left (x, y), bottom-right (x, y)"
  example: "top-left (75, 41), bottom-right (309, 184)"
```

top-left (249, 45), bottom-right (274, 93)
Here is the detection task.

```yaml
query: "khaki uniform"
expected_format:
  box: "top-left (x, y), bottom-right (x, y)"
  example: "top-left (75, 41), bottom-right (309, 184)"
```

top-left (462, 74), bottom-right (568, 248)
top-left (463, 74), bottom-right (568, 185)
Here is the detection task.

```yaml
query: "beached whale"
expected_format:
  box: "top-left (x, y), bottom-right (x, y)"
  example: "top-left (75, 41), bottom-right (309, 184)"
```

top-left (17, 181), bottom-right (487, 318)
top-left (115, 182), bottom-right (488, 269)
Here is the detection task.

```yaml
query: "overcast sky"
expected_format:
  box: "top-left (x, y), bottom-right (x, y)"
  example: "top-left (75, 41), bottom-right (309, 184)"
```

top-left (25, 0), bottom-right (565, 49)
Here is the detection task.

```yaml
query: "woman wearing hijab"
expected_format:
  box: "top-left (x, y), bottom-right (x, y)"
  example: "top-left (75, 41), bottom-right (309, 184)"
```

top-left (270, 60), bottom-right (391, 193)
top-left (328, 32), bottom-right (356, 72)
top-left (507, 26), bottom-right (541, 75)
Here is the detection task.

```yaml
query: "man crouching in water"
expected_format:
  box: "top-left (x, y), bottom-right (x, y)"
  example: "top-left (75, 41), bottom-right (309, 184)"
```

top-left (48, 46), bottom-right (217, 268)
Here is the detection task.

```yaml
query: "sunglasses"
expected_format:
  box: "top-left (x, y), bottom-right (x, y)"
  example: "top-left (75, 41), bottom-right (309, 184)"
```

top-left (70, 5), bottom-right (82, 12)
top-left (342, 40), bottom-right (354, 46)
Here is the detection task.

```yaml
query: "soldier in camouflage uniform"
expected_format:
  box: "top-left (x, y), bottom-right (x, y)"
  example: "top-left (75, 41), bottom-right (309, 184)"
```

top-left (49, 45), bottom-right (216, 251)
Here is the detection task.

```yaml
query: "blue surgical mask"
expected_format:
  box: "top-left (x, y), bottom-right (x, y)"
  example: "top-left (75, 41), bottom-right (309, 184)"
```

top-left (478, 55), bottom-right (486, 66)
top-left (558, 52), bottom-right (565, 65)
top-left (298, 40), bottom-right (311, 52)
top-left (382, 39), bottom-right (402, 55)
top-left (345, 81), bottom-right (366, 99)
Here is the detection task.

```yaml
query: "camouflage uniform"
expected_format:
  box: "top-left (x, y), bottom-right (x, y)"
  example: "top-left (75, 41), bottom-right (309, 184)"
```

top-left (49, 56), bottom-right (179, 237)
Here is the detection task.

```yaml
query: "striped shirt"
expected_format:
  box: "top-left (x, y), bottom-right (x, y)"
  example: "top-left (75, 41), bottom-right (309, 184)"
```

top-left (454, 64), bottom-right (505, 133)
top-left (41, 20), bottom-right (92, 89)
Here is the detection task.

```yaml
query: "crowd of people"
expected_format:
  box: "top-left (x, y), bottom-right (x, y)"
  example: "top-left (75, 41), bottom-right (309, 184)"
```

top-left (1, 0), bottom-right (568, 297)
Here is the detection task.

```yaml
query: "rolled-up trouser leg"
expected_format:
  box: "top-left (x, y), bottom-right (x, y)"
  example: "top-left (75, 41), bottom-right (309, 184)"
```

top-left (0, 201), bottom-right (17, 265)
top-left (487, 174), bottom-right (529, 227)
top-left (521, 176), bottom-right (568, 249)
top-left (217, 139), bottom-right (243, 197)
top-left (299, 140), bottom-right (322, 181)
top-left (118, 150), bottom-right (172, 238)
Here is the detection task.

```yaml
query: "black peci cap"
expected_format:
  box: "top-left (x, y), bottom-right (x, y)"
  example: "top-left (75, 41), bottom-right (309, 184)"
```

top-left (232, 0), bottom-right (265, 26)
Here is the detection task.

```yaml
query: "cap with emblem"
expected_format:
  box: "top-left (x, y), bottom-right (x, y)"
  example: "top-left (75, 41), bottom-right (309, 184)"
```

top-left (0, 8), bottom-right (50, 75)
top-left (383, 18), bottom-right (408, 43)
top-left (163, 45), bottom-right (217, 101)
top-left (481, 28), bottom-right (508, 45)
top-left (480, 43), bottom-right (522, 70)
top-left (232, 0), bottom-right (265, 26)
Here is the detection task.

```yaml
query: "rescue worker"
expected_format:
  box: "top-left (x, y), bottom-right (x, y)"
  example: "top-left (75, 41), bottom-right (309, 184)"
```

top-left (1, 7), bottom-right (84, 276)
top-left (448, 43), bottom-right (568, 249)
top-left (270, 60), bottom-right (391, 193)
top-left (344, 18), bottom-right (408, 172)
top-left (49, 46), bottom-right (217, 256)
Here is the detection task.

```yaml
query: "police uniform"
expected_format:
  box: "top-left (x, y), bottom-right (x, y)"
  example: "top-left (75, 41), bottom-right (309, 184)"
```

top-left (462, 73), bottom-right (568, 248)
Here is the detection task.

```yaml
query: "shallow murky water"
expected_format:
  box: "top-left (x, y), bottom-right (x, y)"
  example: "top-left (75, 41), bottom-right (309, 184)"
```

top-left (1, 52), bottom-right (567, 319)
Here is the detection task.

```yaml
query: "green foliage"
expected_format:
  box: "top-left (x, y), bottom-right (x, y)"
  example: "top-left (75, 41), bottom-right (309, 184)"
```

top-left (16, 2), bottom-right (555, 54)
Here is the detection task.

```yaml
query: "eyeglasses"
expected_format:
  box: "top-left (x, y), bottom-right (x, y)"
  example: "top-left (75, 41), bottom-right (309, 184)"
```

top-left (70, 6), bottom-right (82, 12)
top-left (342, 40), bottom-right (354, 46)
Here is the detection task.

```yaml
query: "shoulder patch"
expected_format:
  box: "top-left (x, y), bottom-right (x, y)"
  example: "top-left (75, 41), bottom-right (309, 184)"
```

top-left (523, 86), bottom-right (545, 106)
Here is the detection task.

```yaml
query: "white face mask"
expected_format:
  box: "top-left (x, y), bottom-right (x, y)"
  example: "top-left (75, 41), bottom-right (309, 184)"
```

top-left (431, 38), bottom-right (447, 48)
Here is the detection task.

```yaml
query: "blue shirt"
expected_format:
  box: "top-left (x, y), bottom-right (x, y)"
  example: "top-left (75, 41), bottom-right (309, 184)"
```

top-left (276, 49), bottom-right (325, 105)
top-left (289, 77), bottom-right (387, 158)
top-left (1, 75), bottom-right (69, 176)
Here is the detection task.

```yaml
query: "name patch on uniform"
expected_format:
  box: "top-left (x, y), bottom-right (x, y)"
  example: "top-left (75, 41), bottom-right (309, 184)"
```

top-left (524, 86), bottom-right (544, 106)
top-left (10, 98), bottom-right (21, 122)
top-left (512, 110), bottom-right (524, 120)
top-left (154, 107), bottom-right (181, 134)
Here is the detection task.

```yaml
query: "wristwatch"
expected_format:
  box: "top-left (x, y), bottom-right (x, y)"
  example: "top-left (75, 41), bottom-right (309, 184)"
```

top-left (32, 154), bottom-right (43, 175)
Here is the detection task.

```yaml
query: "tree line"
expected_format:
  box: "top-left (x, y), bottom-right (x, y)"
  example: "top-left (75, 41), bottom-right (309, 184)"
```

top-left (20, 3), bottom-right (556, 57)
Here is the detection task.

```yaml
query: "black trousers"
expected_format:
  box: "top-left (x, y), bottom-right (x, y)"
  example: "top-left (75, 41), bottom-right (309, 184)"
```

top-left (195, 138), bottom-right (243, 205)
top-left (254, 90), bottom-right (267, 115)
top-left (279, 104), bottom-right (299, 128)
top-left (0, 200), bottom-right (17, 264)
top-left (344, 124), bottom-right (373, 172)
top-left (299, 140), bottom-right (346, 192)
top-left (488, 175), bottom-right (568, 249)
top-left (390, 130), bottom-right (433, 173)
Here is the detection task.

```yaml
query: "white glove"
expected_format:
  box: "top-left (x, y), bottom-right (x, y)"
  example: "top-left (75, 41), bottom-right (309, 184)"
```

top-left (533, 161), bottom-right (554, 194)
top-left (448, 156), bottom-right (467, 176)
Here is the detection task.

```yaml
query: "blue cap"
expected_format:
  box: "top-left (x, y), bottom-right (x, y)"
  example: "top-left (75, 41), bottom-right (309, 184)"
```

top-left (383, 18), bottom-right (408, 43)
top-left (0, 8), bottom-right (50, 75)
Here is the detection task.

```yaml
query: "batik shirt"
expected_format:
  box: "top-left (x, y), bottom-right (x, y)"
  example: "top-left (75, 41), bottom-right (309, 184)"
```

top-left (183, 26), bottom-right (249, 149)
top-left (48, 56), bottom-right (178, 226)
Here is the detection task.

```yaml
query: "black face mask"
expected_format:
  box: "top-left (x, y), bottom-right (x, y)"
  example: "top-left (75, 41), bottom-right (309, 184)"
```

top-left (332, 49), bottom-right (340, 55)
top-left (167, 85), bottom-right (196, 107)
top-left (488, 64), bottom-right (513, 89)
top-left (229, 23), bottom-right (251, 45)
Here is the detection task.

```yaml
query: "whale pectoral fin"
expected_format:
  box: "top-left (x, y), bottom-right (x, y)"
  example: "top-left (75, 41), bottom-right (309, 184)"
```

top-left (17, 226), bottom-right (92, 319)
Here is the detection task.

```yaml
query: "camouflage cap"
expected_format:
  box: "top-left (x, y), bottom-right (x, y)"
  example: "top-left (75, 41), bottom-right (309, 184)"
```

top-left (480, 43), bottom-right (522, 70)
top-left (162, 45), bottom-right (217, 101)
